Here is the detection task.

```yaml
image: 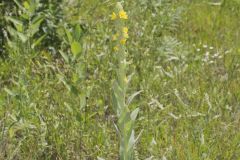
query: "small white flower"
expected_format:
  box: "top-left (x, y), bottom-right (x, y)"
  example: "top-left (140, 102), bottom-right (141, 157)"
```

top-left (203, 44), bottom-right (208, 48)
top-left (205, 52), bottom-right (210, 56)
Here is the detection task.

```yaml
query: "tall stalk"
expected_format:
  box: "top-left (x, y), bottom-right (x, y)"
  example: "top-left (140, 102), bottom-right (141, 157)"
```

top-left (111, 2), bottom-right (139, 160)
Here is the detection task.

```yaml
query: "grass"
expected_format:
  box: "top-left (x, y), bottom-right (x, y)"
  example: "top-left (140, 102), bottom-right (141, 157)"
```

top-left (0, 0), bottom-right (240, 159)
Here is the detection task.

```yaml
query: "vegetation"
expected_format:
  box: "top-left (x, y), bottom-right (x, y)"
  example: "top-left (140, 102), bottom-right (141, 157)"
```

top-left (0, 0), bottom-right (240, 159)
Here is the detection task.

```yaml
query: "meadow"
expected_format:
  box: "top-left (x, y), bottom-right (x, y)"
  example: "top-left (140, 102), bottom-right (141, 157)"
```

top-left (0, 0), bottom-right (240, 159)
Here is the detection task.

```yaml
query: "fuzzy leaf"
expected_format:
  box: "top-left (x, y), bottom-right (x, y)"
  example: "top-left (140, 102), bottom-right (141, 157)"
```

top-left (127, 130), bottom-right (135, 152)
top-left (127, 90), bottom-right (143, 105)
top-left (130, 108), bottom-right (139, 121)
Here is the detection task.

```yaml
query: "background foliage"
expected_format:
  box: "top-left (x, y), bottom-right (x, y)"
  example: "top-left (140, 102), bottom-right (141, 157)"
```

top-left (0, 0), bottom-right (240, 159)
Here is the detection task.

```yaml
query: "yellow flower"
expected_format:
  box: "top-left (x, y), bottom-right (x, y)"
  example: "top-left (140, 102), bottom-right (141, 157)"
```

top-left (111, 12), bottom-right (117, 20)
top-left (113, 46), bottom-right (119, 51)
top-left (119, 10), bottom-right (128, 19)
top-left (120, 38), bottom-right (127, 45)
top-left (123, 27), bottom-right (128, 33)
top-left (122, 27), bottom-right (129, 39)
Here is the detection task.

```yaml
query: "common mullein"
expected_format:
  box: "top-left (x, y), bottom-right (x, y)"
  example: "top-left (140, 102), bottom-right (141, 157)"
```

top-left (111, 2), bottom-right (140, 160)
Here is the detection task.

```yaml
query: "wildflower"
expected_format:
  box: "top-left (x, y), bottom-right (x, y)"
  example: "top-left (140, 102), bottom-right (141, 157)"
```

top-left (120, 38), bottom-right (127, 45)
top-left (113, 46), bottom-right (119, 51)
top-left (119, 10), bottom-right (128, 19)
top-left (203, 44), bottom-right (208, 48)
top-left (122, 27), bottom-right (129, 39)
top-left (123, 27), bottom-right (128, 34)
top-left (111, 12), bottom-right (117, 20)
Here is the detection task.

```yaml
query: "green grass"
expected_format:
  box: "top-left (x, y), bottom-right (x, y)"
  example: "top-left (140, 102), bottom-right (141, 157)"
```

top-left (0, 0), bottom-right (240, 159)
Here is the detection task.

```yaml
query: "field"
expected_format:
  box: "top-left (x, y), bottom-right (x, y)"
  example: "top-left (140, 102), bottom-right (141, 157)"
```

top-left (0, 0), bottom-right (240, 159)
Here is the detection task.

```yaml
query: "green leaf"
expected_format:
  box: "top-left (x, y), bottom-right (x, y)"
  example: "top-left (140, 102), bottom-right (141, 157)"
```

top-left (7, 39), bottom-right (18, 50)
top-left (59, 50), bottom-right (70, 63)
top-left (5, 16), bottom-right (23, 32)
top-left (127, 130), bottom-right (135, 152)
top-left (17, 32), bottom-right (28, 43)
top-left (9, 127), bottom-right (15, 138)
top-left (23, 1), bottom-right (30, 10)
top-left (130, 108), bottom-right (139, 121)
top-left (75, 62), bottom-right (86, 80)
top-left (70, 85), bottom-right (79, 95)
top-left (80, 94), bottom-right (86, 110)
top-left (113, 81), bottom-right (125, 113)
top-left (58, 74), bottom-right (72, 91)
top-left (73, 25), bottom-right (82, 41)
top-left (65, 27), bottom-right (73, 43)
top-left (71, 41), bottom-right (82, 57)
top-left (4, 88), bottom-right (17, 97)
top-left (7, 26), bottom-right (28, 43)
top-left (112, 90), bottom-right (120, 115)
top-left (28, 0), bottom-right (40, 15)
top-left (127, 90), bottom-right (143, 105)
top-left (58, 74), bottom-right (78, 95)
top-left (13, 0), bottom-right (27, 12)
top-left (31, 34), bottom-right (46, 49)
top-left (28, 16), bottom-right (43, 36)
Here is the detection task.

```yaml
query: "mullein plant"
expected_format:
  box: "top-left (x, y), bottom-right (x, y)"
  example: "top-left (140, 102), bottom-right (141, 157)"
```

top-left (111, 2), bottom-right (140, 160)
